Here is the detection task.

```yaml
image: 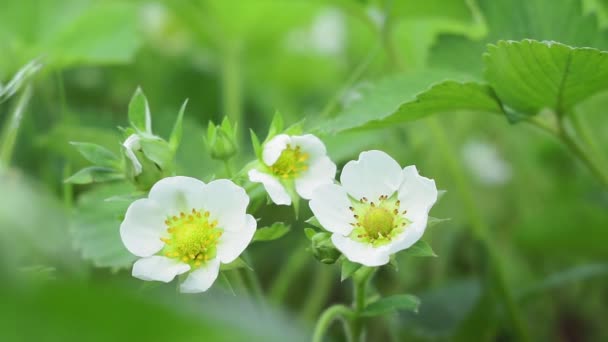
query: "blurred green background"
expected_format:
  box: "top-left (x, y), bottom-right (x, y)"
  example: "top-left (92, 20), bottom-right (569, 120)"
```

top-left (1, 0), bottom-right (608, 341)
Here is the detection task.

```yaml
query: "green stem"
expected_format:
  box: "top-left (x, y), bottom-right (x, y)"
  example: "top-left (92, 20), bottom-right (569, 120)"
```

top-left (241, 251), bottom-right (264, 301)
top-left (312, 304), bottom-right (355, 342)
top-left (426, 116), bottom-right (531, 342)
top-left (223, 159), bottom-right (234, 178)
top-left (559, 122), bottom-right (608, 188)
top-left (269, 245), bottom-right (309, 304)
top-left (301, 265), bottom-right (334, 321)
top-left (0, 85), bottom-right (32, 165)
top-left (350, 267), bottom-right (374, 341)
top-left (318, 45), bottom-right (380, 119)
top-left (220, 43), bottom-right (242, 137)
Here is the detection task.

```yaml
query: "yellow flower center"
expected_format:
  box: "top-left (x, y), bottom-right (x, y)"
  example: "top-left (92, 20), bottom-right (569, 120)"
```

top-left (349, 195), bottom-right (409, 246)
top-left (270, 144), bottom-right (309, 179)
top-left (161, 209), bottom-right (223, 268)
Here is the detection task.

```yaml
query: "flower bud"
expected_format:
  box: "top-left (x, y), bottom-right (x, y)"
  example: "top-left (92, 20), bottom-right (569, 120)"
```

top-left (311, 232), bottom-right (341, 264)
top-left (122, 133), bottom-right (175, 191)
top-left (206, 117), bottom-right (238, 160)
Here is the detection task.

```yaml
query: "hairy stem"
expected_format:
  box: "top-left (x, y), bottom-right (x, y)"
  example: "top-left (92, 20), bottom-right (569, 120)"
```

top-left (0, 85), bottom-right (32, 165)
top-left (312, 304), bottom-right (355, 342)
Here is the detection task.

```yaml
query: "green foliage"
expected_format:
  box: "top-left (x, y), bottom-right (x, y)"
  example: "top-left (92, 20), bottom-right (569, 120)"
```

top-left (361, 294), bottom-right (421, 317)
top-left (70, 184), bottom-right (135, 270)
top-left (64, 167), bottom-right (124, 185)
top-left (318, 70), bottom-right (473, 134)
top-left (484, 40), bottom-right (608, 118)
top-left (341, 258), bottom-right (362, 281)
top-left (401, 240), bottom-right (437, 258)
top-left (253, 222), bottom-right (291, 242)
top-left (69, 142), bottom-right (120, 169)
top-left (220, 257), bottom-right (253, 271)
top-left (128, 87), bottom-right (152, 133)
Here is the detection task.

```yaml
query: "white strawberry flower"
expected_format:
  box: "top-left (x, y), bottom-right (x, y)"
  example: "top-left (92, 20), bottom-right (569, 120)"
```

top-left (120, 176), bottom-right (256, 293)
top-left (248, 134), bottom-right (336, 206)
top-left (309, 150), bottom-right (438, 267)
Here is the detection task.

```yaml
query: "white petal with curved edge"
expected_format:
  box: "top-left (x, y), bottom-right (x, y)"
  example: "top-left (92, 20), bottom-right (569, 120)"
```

top-left (122, 134), bottom-right (142, 175)
top-left (309, 184), bottom-right (354, 235)
top-left (120, 199), bottom-right (167, 257)
top-left (398, 166), bottom-right (438, 220)
top-left (387, 215), bottom-right (428, 254)
top-left (201, 179), bottom-right (249, 231)
top-left (248, 169), bottom-right (291, 205)
top-left (295, 156), bottom-right (336, 199)
top-left (217, 214), bottom-right (256, 263)
top-left (148, 176), bottom-right (207, 215)
top-left (291, 134), bottom-right (327, 161)
top-left (340, 150), bottom-right (403, 201)
top-left (132, 256), bottom-right (190, 282)
top-left (331, 234), bottom-right (391, 267)
top-left (180, 258), bottom-right (221, 293)
top-left (263, 134), bottom-right (291, 166)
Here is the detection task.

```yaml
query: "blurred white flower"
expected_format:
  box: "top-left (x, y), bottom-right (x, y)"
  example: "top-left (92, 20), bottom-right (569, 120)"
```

top-left (248, 134), bottom-right (336, 206)
top-left (285, 8), bottom-right (346, 56)
top-left (309, 151), bottom-right (438, 267)
top-left (120, 176), bottom-right (256, 293)
top-left (462, 140), bottom-right (512, 186)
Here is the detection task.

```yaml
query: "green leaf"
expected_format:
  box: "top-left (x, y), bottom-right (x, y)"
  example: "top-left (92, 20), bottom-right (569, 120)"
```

top-left (250, 129), bottom-right (262, 158)
top-left (265, 111), bottom-right (284, 141)
top-left (484, 40), bottom-right (608, 119)
top-left (319, 70), bottom-right (474, 133)
top-left (69, 142), bottom-right (120, 169)
top-left (304, 227), bottom-right (317, 240)
top-left (359, 81), bottom-right (504, 130)
top-left (305, 216), bottom-right (322, 229)
top-left (139, 138), bottom-right (173, 170)
top-left (0, 58), bottom-right (42, 103)
top-left (64, 167), bottom-right (124, 185)
top-left (220, 257), bottom-right (253, 271)
top-left (46, 2), bottom-right (141, 67)
top-left (341, 259), bottom-right (362, 282)
top-left (431, 0), bottom-right (608, 75)
top-left (253, 222), bottom-right (291, 242)
top-left (427, 216), bottom-right (451, 228)
top-left (70, 183), bottom-right (136, 270)
top-left (169, 99), bottom-right (188, 151)
top-left (128, 87), bottom-right (152, 133)
top-left (401, 240), bottom-right (437, 258)
top-left (361, 294), bottom-right (421, 317)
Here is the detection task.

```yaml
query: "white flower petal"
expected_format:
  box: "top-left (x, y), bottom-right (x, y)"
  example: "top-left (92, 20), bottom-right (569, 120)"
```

top-left (248, 169), bottom-right (291, 205)
top-left (201, 179), bottom-right (249, 231)
top-left (217, 214), bottom-right (256, 263)
top-left (148, 176), bottom-right (207, 214)
top-left (398, 166), bottom-right (438, 220)
top-left (123, 134), bottom-right (143, 175)
top-left (262, 134), bottom-right (291, 166)
top-left (180, 258), bottom-right (221, 293)
top-left (331, 234), bottom-right (391, 267)
top-left (387, 216), bottom-right (428, 254)
top-left (309, 184), bottom-right (354, 235)
top-left (291, 134), bottom-right (327, 161)
top-left (132, 256), bottom-right (190, 282)
top-left (340, 150), bottom-right (402, 201)
top-left (295, 156), bottom-right (336, 199)
top-left (120, 199), bottom-right (167, 257)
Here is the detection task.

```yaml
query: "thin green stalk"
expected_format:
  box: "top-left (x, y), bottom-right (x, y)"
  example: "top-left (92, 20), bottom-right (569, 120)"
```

top-left (241, 251), bottom-right (264, 302)
top-left (0, 85), bottom-right (32, 165)
top-left (312, 304), bottom-right (355, 342)
top-left (350, 267), bottom-right (375, 341)
top-left (318, 45), bottom-right (380, 119)
top-left (426, 117), bottom-right (531, 342)
top-left (301, 265), bottom-right (334, 321)
top-left (220, 43), bottom-right (242, 136)
top-left (569, 111), bottom-right (608, 171)
top-left (558, 121), bottom-right (608, 188)
top-left (63, 162), bottom-right (73, 209)
top-left (269, 245), bottom-right (309, 304)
